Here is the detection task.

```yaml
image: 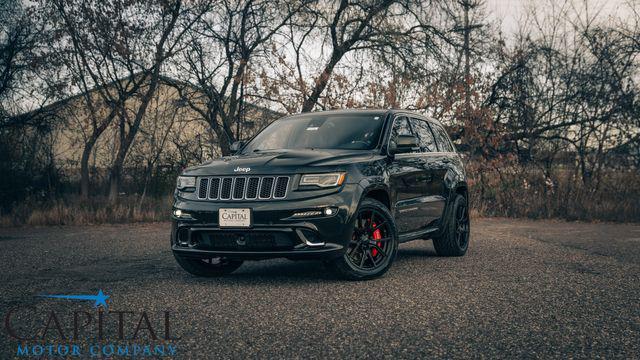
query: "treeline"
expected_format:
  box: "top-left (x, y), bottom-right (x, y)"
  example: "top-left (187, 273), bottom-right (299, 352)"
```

top-left (0, 0), bottom-right (639, 223)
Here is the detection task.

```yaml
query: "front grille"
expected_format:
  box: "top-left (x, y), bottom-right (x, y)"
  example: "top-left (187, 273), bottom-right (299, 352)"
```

top-left (195, 232), bottom-right (296, 251)
top-left (176, 227), bottom-right (301, 251)
top-left (196, 176), bottom-right (289, 201)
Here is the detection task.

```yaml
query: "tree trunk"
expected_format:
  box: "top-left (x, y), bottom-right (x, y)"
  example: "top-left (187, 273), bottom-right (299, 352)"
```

top-left (80, 145), bottom-right (92, 199)
top-left (463, 0), bottom-right (471, 125)
top-left (217, 127), bottom-right (232, 156)
top-left (108, 163), bottom-right (121, 203)
top-left (79, 107), bottom-right (118, 199)
top-left (300, 51), bottom-right (343, 112)
top-left (108, 136), bottom-right (127, 203)
top-left (108, 78), bottom-right (163, 203)
top-left (209, 110), bottom-right (235, 157)
top-left (79, 135), bottom-right (100, 199)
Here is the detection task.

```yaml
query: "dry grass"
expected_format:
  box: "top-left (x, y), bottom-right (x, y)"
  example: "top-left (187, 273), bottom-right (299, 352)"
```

top-left (0, 195), bottom-right (172, 227)
top-left (1, 166), bottom-right (638, 227)
top-left (469, 165), bottom-right (640, 222)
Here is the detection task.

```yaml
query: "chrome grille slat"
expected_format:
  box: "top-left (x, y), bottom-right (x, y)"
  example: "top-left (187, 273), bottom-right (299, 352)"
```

top-left (196, 176), bottom-right (289, 201)
top-left (259, 177), bottom-right (275, 199)
top-left (208, 178), bottom-right (220, 200)
top-left (246, 177), bottom-right (260, 199)
top-left (233, 177), bottom-right (246, 199)
top-left (220, 178), bottom-right (233, 200)
top-left (274, 177), bottom-right (289, 199)
top-left (198, 178), bottom-right (209, 198)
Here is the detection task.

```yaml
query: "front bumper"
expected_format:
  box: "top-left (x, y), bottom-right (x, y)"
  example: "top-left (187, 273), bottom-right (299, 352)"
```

top-left (171, 184), bottom-right (361, 260)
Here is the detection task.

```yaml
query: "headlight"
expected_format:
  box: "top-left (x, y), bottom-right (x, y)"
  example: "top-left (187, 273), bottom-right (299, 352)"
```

top-left (176, 176), bottom-right (196, 190)
top-left (299, 173), bottom-right (346, 188)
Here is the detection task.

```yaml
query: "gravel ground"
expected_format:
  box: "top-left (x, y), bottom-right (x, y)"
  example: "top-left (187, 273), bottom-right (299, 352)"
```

top-left (0, 218), bottom-right (639, 359)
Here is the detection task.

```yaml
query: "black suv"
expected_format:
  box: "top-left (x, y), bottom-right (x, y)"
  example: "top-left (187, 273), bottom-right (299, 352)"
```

top-left (171, 110), bottom-right (469, 280)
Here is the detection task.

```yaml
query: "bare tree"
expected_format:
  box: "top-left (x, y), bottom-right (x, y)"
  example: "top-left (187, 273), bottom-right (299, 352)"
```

top-left (258, 0), bottom-right (455, 115)
top-left (171, 0), bottom-right (304, 156)
top-left (0, 0), bottom-right (48, 126)
top-left (127, 86), bottom-right (184, 208)
top-left (51, 0), bottom-right (209, 202)
top-left (485, 0), bottom-right (639, 184)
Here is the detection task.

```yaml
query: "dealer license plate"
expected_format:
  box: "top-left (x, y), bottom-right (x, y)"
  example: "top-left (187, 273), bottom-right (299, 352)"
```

top-left (218, 208), bottom-right (251, 228)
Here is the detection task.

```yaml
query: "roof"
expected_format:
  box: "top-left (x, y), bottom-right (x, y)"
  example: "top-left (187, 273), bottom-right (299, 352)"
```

top-left (9, 74), bottom-right (283, 123)
top-left (285, 108), bottom-right (442, 125)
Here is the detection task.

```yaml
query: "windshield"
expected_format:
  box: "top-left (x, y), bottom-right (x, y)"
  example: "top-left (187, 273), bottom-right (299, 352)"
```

top-left (242, 113), bottom-right (386, 153)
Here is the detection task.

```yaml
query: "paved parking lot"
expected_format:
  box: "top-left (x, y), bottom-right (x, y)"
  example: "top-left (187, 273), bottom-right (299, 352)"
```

top-left (1, 218), bottom-right (639, 358)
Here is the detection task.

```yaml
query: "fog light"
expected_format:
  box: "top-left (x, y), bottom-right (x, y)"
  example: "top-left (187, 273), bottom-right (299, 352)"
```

top-left (324, 207), bottom-right (337, 216)
top-left (173, 209), bottom-right (193, 219)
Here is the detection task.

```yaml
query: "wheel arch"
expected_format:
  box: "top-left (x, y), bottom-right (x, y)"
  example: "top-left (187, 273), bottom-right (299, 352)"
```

top-left (453, 182), bottom-right (468, 202)
top-left (437, 181), bottom-right (469, 235)
top-left (361, 185), bottom-right (391, 210)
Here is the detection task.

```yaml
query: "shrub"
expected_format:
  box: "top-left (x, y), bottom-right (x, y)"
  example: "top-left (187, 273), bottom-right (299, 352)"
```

top-left (0, 195), bottom-right (172, 227)
top-left (468, 162), bottom-right (640, 222)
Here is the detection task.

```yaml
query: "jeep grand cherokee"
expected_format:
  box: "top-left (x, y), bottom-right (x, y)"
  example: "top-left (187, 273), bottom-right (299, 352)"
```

top-left (171, 109), bottom-right (469, 280)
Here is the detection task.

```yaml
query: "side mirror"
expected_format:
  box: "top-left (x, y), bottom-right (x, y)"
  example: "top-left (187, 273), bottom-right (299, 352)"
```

top-left (388, 135), bottom-right (419, 155)
top-left (230, 140), bottom-right (245, 154)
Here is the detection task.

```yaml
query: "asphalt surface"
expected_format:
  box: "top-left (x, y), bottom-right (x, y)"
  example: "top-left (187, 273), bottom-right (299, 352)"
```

top-left (1, 218), bottom-right (639, 359)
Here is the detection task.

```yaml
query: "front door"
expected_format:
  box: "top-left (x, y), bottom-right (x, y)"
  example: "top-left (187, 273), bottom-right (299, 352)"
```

top-left (388, 116), bottom-right (426, 234)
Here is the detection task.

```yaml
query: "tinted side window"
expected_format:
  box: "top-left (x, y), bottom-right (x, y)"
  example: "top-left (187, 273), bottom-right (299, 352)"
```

top-left (389, 116), bottom-right (419, 154)
top-left (391, 116), bottom-right (412, 138)
top-left (410, 118), bottom-right (437, 152)
top-left (430, 123), bottom-right (454, 152)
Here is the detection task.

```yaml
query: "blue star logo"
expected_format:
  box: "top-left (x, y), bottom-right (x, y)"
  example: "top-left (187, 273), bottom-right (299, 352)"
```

top-left (39, 290), bottom-right (110, 309)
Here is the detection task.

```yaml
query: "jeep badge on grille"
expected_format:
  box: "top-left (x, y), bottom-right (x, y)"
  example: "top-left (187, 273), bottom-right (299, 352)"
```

top-left (234, 166), bottom-right (250, 172)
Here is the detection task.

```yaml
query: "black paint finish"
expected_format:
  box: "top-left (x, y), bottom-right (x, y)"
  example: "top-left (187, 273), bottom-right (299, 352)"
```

top-left (171, 109), bottom-right (468, 261)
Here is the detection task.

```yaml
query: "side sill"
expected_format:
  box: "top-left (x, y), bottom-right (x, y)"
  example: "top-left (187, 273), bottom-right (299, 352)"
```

top-left (398, 227), bottom-right (439, 243)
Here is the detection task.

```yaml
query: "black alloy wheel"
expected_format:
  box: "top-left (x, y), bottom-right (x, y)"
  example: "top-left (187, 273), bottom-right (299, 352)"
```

top-left (455, 198), bottom-right (470, 250)
top-left (329, 198), bottom-right (398, 280)
top-left (432, 194), bottom-right (470, 256)
top-left (346, 208), bottom-right (393, 270)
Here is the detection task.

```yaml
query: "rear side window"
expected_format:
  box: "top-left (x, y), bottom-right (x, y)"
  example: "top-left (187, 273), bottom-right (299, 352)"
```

top-left (430, 123), bottom-right (454, 152)
top-left (410, 118), bottom-right (437, 152)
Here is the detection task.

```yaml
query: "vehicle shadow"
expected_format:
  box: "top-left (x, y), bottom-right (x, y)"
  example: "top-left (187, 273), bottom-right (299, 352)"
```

top-left (182, 259), bottom-right (340, 284)
top-left (176, 244), bottom-right (440, 284)
top-left (396, 246), bottom-right (438, 259)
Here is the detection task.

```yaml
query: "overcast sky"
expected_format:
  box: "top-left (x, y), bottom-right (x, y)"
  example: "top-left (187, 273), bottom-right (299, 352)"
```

top-left (485, 0), bottom-right (636, 36)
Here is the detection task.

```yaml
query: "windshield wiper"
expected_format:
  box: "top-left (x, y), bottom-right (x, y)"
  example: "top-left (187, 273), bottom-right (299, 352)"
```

top-left (253, 149), bottom-right (277, 152)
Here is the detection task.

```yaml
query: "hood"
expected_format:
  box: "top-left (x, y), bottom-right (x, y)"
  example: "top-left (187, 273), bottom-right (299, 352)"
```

top-left (182, 149), bottom-right (376, 176)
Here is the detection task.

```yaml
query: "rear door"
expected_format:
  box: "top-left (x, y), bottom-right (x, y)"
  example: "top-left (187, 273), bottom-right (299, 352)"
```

top-left (410, 117), bottom-right (446, 227)
top-left (425, 120), bottom-right (457, 222)
top-left (387, 116), bottom-right (425, 234)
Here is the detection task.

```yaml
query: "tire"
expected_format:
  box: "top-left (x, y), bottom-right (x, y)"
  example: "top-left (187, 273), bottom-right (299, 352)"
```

top-left (329, 198), bottom-right (398, 280)
top-left (432, 194), bottom-right (470, 257)
top-left (174, 253), bottom-right (243, 277)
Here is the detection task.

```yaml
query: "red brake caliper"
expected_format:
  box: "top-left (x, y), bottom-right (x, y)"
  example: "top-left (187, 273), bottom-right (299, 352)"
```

top-left (371, 222), bottom-right (382, 257)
